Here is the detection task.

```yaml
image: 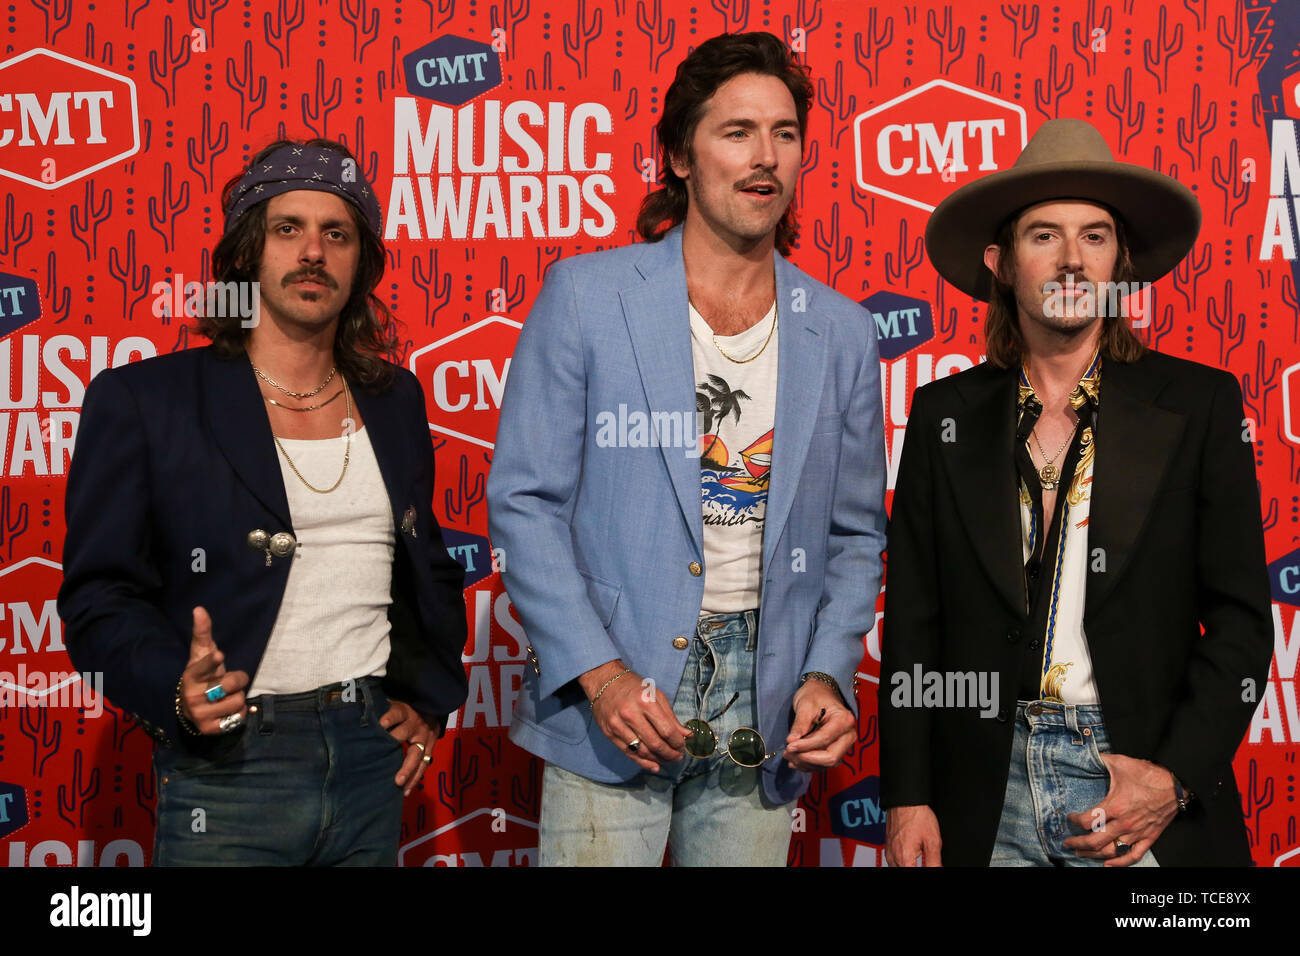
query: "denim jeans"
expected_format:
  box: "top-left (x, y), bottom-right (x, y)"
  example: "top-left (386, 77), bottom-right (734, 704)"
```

top-left (153, 676), bottom-right (405, 866)
top-left (540, 610), bottom-right (795, 866)
top-left (991, 700), bottom-right (1158, 867)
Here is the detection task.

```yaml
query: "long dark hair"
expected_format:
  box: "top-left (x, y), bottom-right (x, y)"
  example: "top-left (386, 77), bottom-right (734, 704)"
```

top-left (636, 32), bottom-right (813, 256)
top-left (984, 205), bottom-right (1146, 368)
top-left (203, 138), bottom-right (399, 390)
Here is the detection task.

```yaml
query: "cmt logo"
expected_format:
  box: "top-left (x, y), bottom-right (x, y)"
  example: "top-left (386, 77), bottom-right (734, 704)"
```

top-left (397, 807), bottom-right (537, 866)
top-left (828, 775), bottom-right (886, 845)
top-left (403, 36), bottom-right (502, 106)
top-left (861, 290), bottom-right (934, 360)
top-left (853, 78), bottom-right (1026, 211)
top-left (409, 315), bottom-right (521, 450)
top-left (443, 528), bottom-right (494, 587)
top-left (1284, 361), bottom-right (1300, 447)
top-left (0, 48), bottom-right (140, 190)
top-left (1269, 546), bottom-right (1300, 607)
top-left (0, 271), bottom-right (40, 338)
top-left (0, 781), bottom-right (28, 839)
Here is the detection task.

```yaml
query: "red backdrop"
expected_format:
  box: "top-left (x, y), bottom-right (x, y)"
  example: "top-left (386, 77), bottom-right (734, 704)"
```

top-left (0, 0), bottom-right (1296, 867)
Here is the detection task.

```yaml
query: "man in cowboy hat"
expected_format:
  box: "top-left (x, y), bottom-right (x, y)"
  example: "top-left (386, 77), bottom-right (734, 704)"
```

top-left (880, 118), bottom-right (1272, 866)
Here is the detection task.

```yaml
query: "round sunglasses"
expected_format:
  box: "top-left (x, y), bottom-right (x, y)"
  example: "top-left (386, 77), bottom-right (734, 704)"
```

top-left (684, 692), bottom-right (826, 767)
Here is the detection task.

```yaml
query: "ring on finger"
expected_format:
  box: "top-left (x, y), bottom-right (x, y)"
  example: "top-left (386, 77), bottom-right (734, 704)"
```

top-left (1114, 839), bottom-right (1132, 856)
top-left (413, 741), bottom-right (426, 753)
top-left (204, 683), bottom-right (227, 703)
top-left (422, 754), bottom-right (432, 764)
top-left (218, 712), bottom-right (244, 733)
top-left (627, 737), bottom-right (641, 753)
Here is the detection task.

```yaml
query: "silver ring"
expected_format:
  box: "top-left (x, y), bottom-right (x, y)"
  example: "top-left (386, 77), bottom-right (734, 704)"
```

top-left (218, 712), bottom-right (244, 733)
top-left (204, 683), bottom-right (227, 703)
top-left (1114, 839), bottom-right (1132, 855)
top-left (627, 737), bottom-right (641, 753)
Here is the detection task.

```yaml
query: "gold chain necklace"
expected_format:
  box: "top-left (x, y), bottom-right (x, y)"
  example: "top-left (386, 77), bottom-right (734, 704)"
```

top-left (265, 388), bottom-right (346, 413)
top-left (273, 382), bottom-right (352, 494)
top-left (1030, 419), bottom-right (1077, 490)
top-left (252, 361), bottom-right (337, 398)
top-left (702, 301), bottom-right (778, 364)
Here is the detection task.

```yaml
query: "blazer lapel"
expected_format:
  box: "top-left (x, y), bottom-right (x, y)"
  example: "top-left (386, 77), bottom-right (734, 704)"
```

top-left (940, 366), bottom-right (1026, 618)
top-left (619, 229), bottom-right (703, 553)
top-left (200, 348), bottom-right (292, 529)
top-left (761, 255), bottom-right (829, 571)
top-left (1085, 356), bottom-right (1185, 619)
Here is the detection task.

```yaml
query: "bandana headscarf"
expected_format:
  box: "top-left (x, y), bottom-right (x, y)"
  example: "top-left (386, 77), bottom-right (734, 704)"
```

top-left (224, 144), bottom-right (383, 237)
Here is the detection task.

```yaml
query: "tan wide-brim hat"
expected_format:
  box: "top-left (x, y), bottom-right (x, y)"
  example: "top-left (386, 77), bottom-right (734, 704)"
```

top-left (925, 118), bottom-right (1202, 301)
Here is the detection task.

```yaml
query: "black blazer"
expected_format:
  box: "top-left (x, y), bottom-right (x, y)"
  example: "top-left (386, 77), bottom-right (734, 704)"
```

top-left (879, 350), bottom-right (1272, 866)
top-left (58, 346), bottom-right (468, 753)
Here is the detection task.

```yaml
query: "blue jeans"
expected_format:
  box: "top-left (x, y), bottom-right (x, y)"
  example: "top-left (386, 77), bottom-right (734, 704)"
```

top-left (991, 700), bottom-right (1158, 867)
top-left (540, 610), bottom-right (795, 866)
top-left (153, 677), bottom-right (405, 866)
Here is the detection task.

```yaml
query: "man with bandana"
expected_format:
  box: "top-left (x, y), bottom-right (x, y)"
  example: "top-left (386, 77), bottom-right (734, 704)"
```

top-left (59, 139), bottom-right (468, 866)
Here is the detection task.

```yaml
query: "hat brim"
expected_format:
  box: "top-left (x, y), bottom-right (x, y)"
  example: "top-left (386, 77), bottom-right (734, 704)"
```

top-left (925, 161), bottom-right (1202, 301)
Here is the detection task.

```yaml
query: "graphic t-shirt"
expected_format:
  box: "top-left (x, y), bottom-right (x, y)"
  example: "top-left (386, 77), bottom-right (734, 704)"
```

top-left (689, 301), bottom-right (778, 614)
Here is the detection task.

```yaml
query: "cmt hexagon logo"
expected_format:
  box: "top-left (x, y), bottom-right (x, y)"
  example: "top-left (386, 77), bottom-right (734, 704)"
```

top-left (0, 271), bottom-right (41, 338)
top-left (861, 290), bottom-right (934, 360)
top-left (0, 48), bottom-right (140, 190)
top-left (408, 315), bottom-right (522, 450)
top-left (403, 36), bottom-right (502, 105)
top-left (1283, 72), bottom-right (1300, 121)
top-left (1269, 545), bottom-right (1300, 607)
top-left (0, 781), bottom-right (28, 839)
top-left (829, 775), bottom-right (886, 846)
top-left (853, 78), bottom-right (1027, 212)
top-left (1284, 360), bottom-right (1300, 447)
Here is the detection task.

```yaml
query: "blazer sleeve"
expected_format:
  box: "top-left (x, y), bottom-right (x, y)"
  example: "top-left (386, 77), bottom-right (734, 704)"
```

top-left (1151, 371), bottom-right (1273, 800)
top-left (57, 368), bottom-right (191, 746)
top-left (878, 385), bottom-right (943, 809)
top-left (802, 317), bottom-right (888, 715)
top-left (486, 259), bottom-right (623, 699)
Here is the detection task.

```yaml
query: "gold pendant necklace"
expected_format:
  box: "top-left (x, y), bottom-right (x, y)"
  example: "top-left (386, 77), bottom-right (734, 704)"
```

top-left (1031, 421), bottom-right (1077, 490)
top-left (273, 382), bottom-right (352, 494)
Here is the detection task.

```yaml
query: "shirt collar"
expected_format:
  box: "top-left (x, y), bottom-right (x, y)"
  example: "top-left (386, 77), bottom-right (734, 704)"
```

top-left (1018, 349), bottom-right (1102, 413)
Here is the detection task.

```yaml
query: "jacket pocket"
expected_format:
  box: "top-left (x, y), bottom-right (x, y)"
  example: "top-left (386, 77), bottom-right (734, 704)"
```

top-left (577, 568), bottom-right (622, 628)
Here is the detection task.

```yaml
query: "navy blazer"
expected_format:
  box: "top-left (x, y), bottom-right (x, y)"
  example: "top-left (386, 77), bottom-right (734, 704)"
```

top-left (58, 346), bottom-right (468, 752)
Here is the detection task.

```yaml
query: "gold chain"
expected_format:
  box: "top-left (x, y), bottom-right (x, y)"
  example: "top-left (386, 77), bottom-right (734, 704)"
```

top-left (273, 382), bottom-right (352, 494)
top-left (704, 302), bottom-right (778, 364)
top-left (265, 388), bottom-right (346, 412)
top-left (252, 361), bottom-right (337, 398)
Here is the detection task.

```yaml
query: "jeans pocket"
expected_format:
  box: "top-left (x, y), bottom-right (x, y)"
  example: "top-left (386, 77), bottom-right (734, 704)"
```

top-left (156, 729), bottom-right (248, 782)
top-left (1082, 728), bottom-right (1110, 776)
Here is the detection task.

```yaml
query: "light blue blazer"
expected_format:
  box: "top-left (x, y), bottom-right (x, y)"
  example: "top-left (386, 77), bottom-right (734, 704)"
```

top-left (487, 226), bottom-right (887, 803)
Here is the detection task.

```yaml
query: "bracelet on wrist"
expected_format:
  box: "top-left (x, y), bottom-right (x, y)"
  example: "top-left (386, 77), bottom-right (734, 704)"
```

top-left (590, 667), bottom-right (631, 707)
top-left (175, 677), bottom-right (201, 736)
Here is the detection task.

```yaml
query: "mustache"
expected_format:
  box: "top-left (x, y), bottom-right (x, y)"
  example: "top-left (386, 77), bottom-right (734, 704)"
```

top-left (283, 268), bottom-right (336, 288)
top-left (735, 175), bottom-right (782, 193)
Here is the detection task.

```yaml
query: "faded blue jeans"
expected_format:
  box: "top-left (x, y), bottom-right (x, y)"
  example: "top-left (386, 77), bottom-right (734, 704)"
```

top-left (540, 610), bottom-right (796, 866)
top-left (991, 700), bottom-right (1158, 867)
top-left (152, 676), bottom-right (405, 866)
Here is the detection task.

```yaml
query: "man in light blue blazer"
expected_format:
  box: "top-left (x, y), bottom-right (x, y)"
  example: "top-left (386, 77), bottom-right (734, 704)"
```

top-left (487, 32), bottom-right (886, 866)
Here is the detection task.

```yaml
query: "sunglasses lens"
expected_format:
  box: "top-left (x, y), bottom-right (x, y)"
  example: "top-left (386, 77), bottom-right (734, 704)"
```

top-left (727, 728), bottom-right (765, 767)
top-left (684, 719), bottom-right (716, 758)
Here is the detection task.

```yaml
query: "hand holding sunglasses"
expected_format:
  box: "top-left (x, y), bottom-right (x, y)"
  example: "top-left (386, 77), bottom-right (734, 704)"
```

top-left (683, 692), bottom-right (828, 767)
